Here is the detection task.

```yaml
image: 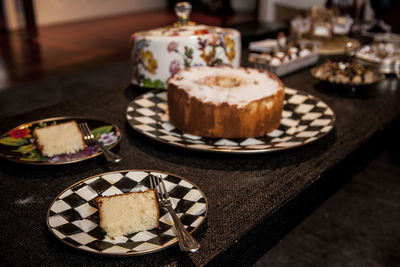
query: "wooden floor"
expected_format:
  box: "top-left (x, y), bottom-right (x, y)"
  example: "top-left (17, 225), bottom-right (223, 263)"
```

top-left (0, 9), bottom-right (252, 90)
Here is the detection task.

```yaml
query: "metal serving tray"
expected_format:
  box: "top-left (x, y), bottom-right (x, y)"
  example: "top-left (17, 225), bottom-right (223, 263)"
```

top-left (249, 52), bottom-right (320, 77)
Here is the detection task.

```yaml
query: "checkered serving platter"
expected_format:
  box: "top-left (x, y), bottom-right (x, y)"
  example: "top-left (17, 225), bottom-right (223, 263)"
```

top-left (46, 170), bottom-right (208, 256)
top-left (126, 88), bottom-right (335, 153)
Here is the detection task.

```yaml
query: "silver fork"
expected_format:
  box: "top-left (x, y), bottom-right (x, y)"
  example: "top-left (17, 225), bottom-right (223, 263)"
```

top-left (149, 174), bottom-right (200, 252)
top-left (78, 122), bottom-right (122, 163)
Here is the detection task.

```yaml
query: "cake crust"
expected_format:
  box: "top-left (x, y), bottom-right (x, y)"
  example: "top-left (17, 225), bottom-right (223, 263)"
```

top-left (167, 67), bottom-right (285, 138)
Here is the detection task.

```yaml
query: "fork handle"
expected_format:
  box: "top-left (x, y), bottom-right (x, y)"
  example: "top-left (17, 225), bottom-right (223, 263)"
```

top-left (95, 140), bottom-right (122, 163)
top-left (166, 205), bottom-right (200, 252)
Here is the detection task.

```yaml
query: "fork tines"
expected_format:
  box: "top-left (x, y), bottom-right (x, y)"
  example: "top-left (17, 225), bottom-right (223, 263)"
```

top-left (149, 174), bottom-right (169, 203)
top-left (78, 122), bottom-right (95, 144)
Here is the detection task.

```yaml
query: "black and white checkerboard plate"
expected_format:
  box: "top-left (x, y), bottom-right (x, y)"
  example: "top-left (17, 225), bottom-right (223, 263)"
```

top-left (46, 170), bottom-right (208, 256)
top-left (126, 88), bottom-right (335, 153)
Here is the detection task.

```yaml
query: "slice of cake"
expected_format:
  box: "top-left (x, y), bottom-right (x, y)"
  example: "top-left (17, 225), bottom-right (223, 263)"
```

top-left (96, 190), bottom-right (159, 237)
top-left (33, 120), bottom-right (86, 157)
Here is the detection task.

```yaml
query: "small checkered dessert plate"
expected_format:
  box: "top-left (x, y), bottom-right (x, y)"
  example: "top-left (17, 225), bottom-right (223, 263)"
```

top-left (46, 170), bottom-right (208, 256)
top-left (126, 88), bottom-right (335, 153)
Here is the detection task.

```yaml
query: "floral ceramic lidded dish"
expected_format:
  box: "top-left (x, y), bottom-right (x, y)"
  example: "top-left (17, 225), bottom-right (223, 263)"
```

top-left (130, 2), bottom-right (241, 89)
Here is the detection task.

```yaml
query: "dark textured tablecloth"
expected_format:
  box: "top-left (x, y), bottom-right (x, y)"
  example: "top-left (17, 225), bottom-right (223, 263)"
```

top-left (0, 61), bottom-right (399, 266)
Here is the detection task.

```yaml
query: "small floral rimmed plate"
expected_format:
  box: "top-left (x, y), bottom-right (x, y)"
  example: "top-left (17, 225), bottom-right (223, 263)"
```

top-left (0, 117), bottom-right (121, 165)
top-left (46, 170), bottom-right (208, 256)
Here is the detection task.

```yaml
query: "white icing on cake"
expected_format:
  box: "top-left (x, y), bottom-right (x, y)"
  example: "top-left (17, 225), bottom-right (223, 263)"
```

top-left (168, 66), bottom-right (282, 107)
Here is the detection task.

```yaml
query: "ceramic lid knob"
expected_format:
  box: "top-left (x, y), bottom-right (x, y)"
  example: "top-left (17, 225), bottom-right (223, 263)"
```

top-left (175, 2), bottom-right (192, 25)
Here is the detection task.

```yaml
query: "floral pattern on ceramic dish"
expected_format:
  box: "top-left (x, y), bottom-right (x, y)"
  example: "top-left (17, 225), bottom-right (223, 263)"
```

top-left (130, 24), bottom-right (241, 89)
top-left (167, 41), bottom-right (193, 74)
top-left (197, 32), bottom-right (236, 66)
top-left (0, 117), bottom-right (121, 165)
top-left (132, 38), bottom-right (164, 89)
top-left (165, 32), bottom-right (236, 75)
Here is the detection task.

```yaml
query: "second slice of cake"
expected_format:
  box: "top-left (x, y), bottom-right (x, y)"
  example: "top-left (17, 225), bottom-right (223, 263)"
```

top-left (96, 190), bottom-right (159, 237)
top-left (33, 120), bottom-right (86, 157)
